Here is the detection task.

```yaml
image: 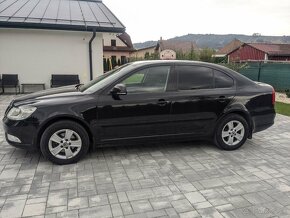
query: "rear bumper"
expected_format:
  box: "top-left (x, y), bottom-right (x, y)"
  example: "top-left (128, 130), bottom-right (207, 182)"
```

top-left (252, 113), bottom-right (275, 133)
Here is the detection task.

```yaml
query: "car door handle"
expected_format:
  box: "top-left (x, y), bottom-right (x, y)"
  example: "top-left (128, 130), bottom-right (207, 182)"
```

top-left (157, 99), bottom-right (170, 106)
top-left (218, 96), bottom-right (226, 102)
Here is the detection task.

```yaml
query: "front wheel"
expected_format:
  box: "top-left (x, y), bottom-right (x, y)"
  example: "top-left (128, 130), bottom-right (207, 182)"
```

top-left (215, 114), bottom-right (249, 150)
top-left (40, 121), bottom-right (90, 164)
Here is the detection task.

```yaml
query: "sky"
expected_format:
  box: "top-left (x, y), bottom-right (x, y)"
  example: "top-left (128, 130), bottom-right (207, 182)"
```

top-left (104, 0), bottom-right (290, 43)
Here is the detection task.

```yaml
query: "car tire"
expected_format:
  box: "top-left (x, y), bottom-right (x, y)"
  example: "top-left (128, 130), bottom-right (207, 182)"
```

top-left (214, 114), bottom-right (249, 150)
top-left (40, 121), bottom-right (90, 165)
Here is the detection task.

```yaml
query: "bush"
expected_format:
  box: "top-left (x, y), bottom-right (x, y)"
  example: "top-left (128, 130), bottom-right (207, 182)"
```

top-left (219, 62), bottom-right (249, 72)
top-left (285, 89), bottom-right (290, 98)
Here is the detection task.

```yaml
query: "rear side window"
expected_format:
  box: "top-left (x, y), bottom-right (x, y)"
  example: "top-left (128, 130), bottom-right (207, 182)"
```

top-left (214, 70), bottom-right (234, 88)
top-left (176, 66), bottom-right (213, 90)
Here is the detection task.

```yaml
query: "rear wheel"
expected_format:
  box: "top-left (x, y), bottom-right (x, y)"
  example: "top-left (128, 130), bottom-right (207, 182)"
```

top-left (40, 121), bottom-right (90, 164)
top-left (215, 114), bottom-right (249, 150)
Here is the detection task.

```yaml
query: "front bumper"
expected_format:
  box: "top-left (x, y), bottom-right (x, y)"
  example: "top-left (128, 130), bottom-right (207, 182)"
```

top-left (3, 117), bottom-right (39, 150)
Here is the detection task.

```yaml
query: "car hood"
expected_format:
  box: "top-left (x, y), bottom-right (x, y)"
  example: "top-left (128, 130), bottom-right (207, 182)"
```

top-left (13, 85), bottom-right (83, 105)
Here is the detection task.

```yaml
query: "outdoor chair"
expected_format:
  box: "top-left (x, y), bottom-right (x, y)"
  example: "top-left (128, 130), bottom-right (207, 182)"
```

top-left (51, 74), bottom-right (80, 88)
top-left (1, 74), bottom-right (20, 94)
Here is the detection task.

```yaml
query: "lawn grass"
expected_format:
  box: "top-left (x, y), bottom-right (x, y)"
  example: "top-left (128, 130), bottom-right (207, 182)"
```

top-left (275, 102), bottom-right (290, 117)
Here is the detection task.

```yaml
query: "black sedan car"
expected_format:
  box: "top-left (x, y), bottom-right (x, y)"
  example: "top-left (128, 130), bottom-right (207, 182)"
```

top-left (3, 61), bottom-right (275, 164)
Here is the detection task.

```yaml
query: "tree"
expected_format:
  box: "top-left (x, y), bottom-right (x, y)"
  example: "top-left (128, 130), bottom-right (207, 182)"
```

top-left (187, 46), bottom-right (198, 60)
top-left (103, 58), bottom-right (108, 72)
top-left (199, 48), bottom-right (215, 62)
top-left (176, 50), bottom-right (187, 60)
top-left (144, 52), bottom-right (150, 60)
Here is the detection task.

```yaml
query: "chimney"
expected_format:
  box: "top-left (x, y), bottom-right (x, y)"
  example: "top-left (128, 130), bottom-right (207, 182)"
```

top-left (160, 36), bottom-right (163, 41)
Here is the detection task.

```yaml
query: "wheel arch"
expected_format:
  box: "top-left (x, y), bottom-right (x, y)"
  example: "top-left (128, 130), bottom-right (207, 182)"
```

top-left (35, 115), bottom-right (95, 149)
top-left (216, 106), bottom-right (253, 139)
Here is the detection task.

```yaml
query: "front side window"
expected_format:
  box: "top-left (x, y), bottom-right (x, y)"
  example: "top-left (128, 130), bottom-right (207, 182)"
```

top-left (121, 66), bottom-right (171, 93)
top-left (177, 66), bottom-right (213, 90)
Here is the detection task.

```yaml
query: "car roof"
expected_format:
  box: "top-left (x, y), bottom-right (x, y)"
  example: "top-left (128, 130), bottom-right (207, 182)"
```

top-left (131, 60), bottom-right (229, 70)
top-left (129, 60), bottom-right (255, 86)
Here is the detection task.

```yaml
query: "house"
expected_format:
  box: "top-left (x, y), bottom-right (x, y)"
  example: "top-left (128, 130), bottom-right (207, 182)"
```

top-left (103, 32), bottom-right (135, 71)
top-left (0, 0), bottom-right (125, 89)
top-left (214, 39), bottom-right (243, 58)
top-left (130, 37), bottom-right (198, 60)
top-left (130, 45), bottom-right (156, 60)
top-left (156, 38), bottom-right (198, 54)
top-left (228, 43), bottom-right (290, 62)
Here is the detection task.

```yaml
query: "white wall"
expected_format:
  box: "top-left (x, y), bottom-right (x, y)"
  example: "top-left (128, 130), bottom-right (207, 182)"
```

top-left (0, 28), bottom-right (103, 90)
top-left (103, 33), bottom-right (127, 47)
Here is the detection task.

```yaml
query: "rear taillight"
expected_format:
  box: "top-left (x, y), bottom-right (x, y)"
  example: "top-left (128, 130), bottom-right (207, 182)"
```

top-left (272, 88), bottom-right (276, 105)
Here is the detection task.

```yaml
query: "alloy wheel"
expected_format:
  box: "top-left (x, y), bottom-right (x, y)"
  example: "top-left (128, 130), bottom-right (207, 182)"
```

top-left (221, 120), bottom-right (245, 146)
top-left (48, 129), bottom-right (82, 160)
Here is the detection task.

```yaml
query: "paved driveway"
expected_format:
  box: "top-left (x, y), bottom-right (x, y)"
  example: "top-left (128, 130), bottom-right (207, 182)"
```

top-left (1, 95), bottom-right (290, 218)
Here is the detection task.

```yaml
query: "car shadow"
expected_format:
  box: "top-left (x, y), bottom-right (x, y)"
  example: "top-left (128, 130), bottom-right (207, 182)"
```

top-left (90, 139), bottom-right (217, 156)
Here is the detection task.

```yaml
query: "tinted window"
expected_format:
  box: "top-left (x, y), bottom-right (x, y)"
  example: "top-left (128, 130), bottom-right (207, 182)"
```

top-left (177, 66), bottom-right (213, 90)
top-left (214, 70), bottom-right (234, 88)
top-left (122, 66), bottom-right (170, 93)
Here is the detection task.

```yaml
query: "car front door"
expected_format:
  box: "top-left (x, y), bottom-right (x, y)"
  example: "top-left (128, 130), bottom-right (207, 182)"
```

top-left (96, 65), bottom-right (175, 143)
top-left (170, 65), bottom-right (235, 137)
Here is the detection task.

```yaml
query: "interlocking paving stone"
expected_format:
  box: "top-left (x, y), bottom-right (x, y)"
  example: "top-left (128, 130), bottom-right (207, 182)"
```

top-left (0, 199), bottom-right (26, 218)
top-left (1, 95), bottom-right (290, 217)
top-left (79, 205), bottom-right (112, 218)
top-left (68, 197), bottom-right (88, 210)
top-left (22, 202), bottom-right (46, 217)
top-left (171, 199), bottom-right (194, 213)
top-left (131, 200), bottom-right (153, 213)
top-left (185, 191), bottom-right (206, 204)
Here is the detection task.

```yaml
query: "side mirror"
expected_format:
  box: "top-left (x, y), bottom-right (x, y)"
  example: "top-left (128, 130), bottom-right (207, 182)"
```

top-left (111, 83), bottom-right (127, 96)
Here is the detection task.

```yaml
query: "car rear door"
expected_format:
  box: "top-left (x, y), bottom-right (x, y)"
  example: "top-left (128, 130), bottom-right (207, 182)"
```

top-left (170, 64), bottom-right (236, 137)
top-left (96, 64), bottom-right (176, 143)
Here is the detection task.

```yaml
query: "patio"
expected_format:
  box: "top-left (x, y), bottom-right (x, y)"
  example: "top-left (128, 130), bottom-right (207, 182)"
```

top-left (1, 95), bottom-right (290, 218)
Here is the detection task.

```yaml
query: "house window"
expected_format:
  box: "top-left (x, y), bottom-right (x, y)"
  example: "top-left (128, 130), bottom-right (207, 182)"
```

top-left (111, 39), bottom-right (116, 47)
top-left (121, 56), bottom-right (127, 65)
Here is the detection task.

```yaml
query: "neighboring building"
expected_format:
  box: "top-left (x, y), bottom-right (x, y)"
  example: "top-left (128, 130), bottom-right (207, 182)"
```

top-left (103, 32), bottom-right (135, 70)
top-left (130, 45), bottom-right (156, 60)
top-left (160, 50), bottom-right (176, 60)
top-left (130, 37), bottom-right (198, 60)
top-left (156, 38), bottom-right (198, 54)
top-left (228, 43), bottom-right (290, 62)
top-left (214, 39), bottom-right (243, 58)
top-left (0, 0), bottom-right (125, 88)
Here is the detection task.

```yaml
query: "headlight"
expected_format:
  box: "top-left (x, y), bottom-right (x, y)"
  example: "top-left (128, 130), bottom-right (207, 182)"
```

top-left (7, 105), bottom-right (37, 120)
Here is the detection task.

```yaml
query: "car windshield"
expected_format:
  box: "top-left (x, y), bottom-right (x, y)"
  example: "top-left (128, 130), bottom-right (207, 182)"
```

top-left (80, 64), bottom-right (131, 93)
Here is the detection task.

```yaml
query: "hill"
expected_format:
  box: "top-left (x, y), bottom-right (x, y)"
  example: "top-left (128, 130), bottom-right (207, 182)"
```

top-left (134, 34), bottom-right (290, 50)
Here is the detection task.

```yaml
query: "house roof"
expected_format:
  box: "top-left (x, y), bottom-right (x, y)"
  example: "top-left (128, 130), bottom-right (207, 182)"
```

top-left (103, 32), bottom-right (135, 52)
top-left (248, 43), bottom-right (290, 56)
top-left (118, 32), bottom-right (134, 48)
top-left (157, 39), bottom-right (198, 53)
top-left (0, 0), bottom-right (125, 32)
top-left (216, 39), bottom-right (243, 56)
top-left (135, 45), bottom-right (157, 51)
